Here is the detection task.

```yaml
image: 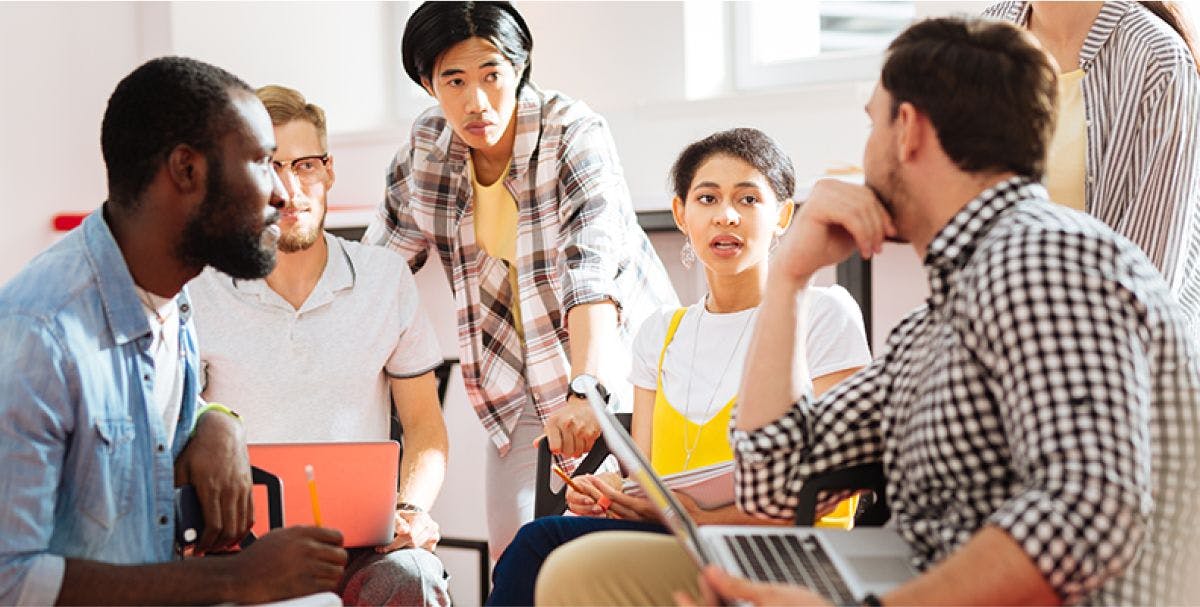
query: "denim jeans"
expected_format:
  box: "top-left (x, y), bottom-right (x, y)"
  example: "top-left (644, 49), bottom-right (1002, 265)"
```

top-left (486, 516), bottom-right (667, 606)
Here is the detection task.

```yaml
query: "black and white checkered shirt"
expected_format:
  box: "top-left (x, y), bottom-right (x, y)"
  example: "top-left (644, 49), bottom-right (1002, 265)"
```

top-left (733, 177), bottom-right (1200, 605)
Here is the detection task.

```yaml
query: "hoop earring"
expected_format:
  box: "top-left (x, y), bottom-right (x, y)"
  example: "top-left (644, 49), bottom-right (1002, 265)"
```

top-left (680, 240), bottom-right (696, 270)
top-left (769, 233), bottom-right (780, 256)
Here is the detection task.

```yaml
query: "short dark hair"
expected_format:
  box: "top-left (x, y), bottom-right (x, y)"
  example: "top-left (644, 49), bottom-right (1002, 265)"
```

top-left (881, 17), bottom-right (1057, 180)
top-left (401, 1), bottom-right (533, 95)
top-left (101, 56), bottom-right (252, 206)
top-left (670, 128), bottom-right (795, 203)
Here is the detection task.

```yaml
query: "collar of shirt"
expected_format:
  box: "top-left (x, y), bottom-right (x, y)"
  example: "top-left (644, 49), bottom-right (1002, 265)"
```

top-left (428, 83), bottom-right (543, 184)
top-left (923, 175), bottom-right (1047, 304)
top-left (83, 208), bottom-right (193, 345)
top-left (230, 232), bottom-right (356, 313)
top-left (1008, 0), bottom-right (1134, 72)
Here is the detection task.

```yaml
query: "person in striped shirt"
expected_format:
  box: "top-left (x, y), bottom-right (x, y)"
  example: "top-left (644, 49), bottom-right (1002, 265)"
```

top-left (986, 1), bottom-right (1200, 337)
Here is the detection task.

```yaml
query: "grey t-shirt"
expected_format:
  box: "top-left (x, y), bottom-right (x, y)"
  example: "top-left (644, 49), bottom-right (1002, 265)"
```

top-left (189, 233), bottom-right (441, 442)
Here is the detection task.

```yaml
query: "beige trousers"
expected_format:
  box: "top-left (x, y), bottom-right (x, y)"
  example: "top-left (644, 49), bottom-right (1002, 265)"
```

top-left (534, 531), bottom-right (701, 606)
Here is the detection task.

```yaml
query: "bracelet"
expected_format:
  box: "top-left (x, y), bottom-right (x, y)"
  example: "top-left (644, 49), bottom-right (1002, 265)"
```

top-left (396, 502), bottom-right (425, 513)
top-left (861, 593), bottom-right (883, 606)
top-left (196, 402), bottom-right (242, 424)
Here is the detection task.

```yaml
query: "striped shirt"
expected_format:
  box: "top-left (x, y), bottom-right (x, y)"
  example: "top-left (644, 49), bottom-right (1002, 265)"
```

top-left (986, 0), bottom-right (1200, 336)
top-left (366, 85), bottom-right (677, 455)
top-left (733, 177), bottom-right (1200, 605)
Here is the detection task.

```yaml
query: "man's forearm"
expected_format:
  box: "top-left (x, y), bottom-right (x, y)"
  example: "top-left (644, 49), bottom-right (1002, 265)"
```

top-left (883, 526), bottom-right (1059, 606)
top-left (58, 558), bottom-right (234, 605)
top-left (566, 300), bottom-right (618, 379)
top-left (60, 525), bottom-right (346, 605)
top-left (397, 431), bottom-right (448, 510)
top-left (390, 372), bottom-right (449, 510)
top-left (736, 275), bottom-right (812, 431)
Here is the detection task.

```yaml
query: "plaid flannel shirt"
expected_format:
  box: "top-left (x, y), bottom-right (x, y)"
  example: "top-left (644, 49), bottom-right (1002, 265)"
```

top-left (367, 85), bottom-right (677, 455)
top-left (734, 177), bottom-right (1200, 604)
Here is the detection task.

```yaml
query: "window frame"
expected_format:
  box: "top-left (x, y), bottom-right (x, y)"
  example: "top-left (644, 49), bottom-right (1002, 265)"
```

top-left (730, 1), bottom-right (908, 91)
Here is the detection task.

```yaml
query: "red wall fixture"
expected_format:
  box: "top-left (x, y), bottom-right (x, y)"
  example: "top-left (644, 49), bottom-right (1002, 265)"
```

top-left (52, 213), bottom-right (87, 232)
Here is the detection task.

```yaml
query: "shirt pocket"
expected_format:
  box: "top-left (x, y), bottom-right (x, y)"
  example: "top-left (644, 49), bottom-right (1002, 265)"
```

top-left (79, 416), bottom-right (138, 529)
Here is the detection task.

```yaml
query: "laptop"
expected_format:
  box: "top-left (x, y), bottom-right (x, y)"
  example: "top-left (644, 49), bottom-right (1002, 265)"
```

top-left (248, 441), bottom-right (399, 548)
top-left (577, 377), bottom-right (916, 604)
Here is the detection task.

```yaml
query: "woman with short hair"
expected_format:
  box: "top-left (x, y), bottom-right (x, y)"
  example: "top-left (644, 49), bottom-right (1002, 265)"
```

top-left (486, 128), bottom-right (872, 606)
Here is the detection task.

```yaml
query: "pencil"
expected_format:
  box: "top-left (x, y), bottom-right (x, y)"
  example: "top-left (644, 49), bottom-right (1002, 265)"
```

top-left (551, 464), bottom-right (583, 493)
top-left (305, 464), bottom-right (323, 527)
top-left (553, 464), bottom-right (611, 512)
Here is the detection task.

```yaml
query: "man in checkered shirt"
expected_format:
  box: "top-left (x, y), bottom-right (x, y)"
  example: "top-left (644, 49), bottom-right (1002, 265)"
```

top-left (718, 16), bottom-right (1200, 607)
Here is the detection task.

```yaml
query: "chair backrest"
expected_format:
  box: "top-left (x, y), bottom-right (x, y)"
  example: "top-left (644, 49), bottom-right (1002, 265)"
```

top-left (236, 465), bottom-right (284, 548)
top-left (252, 465), bottom-right (285, 529)
top-left (793, 462), bottom-right (890, 527)
top-left (534, 412), bottom-right (633, 519)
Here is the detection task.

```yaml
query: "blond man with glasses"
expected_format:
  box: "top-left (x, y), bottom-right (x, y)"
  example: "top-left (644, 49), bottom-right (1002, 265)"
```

top-left (188, 85), bottom-right (451, 606)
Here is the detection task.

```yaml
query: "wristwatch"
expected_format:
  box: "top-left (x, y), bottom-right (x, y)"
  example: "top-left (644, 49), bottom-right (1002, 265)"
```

top-left (568, 373), bottom-right (609, 402)
top-left (395, 502), bottom-right (425, 513)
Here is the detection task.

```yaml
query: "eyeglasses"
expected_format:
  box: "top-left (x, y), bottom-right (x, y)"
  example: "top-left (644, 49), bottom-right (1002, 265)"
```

top-left (272, 154), bottom-right (329, 185)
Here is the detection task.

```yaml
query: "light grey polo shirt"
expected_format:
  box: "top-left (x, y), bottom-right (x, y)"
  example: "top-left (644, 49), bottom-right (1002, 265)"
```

top-left (188, 233), bottom-right (442, 443)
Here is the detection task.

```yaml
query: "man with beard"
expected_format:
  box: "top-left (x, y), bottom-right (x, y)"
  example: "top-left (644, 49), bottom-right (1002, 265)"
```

top-left (188, 85), bottom-right (450, 606)
top-left (536, 16), bottom-right (1199, 607)
top-left (0, 57), bottom-right (348, 605)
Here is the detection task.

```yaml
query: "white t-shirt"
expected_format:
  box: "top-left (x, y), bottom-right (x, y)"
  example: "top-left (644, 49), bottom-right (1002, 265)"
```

top-left (188, 233), bottom-right (442, 443)
top-left (133, 285), bottom-right (186, 450)
top-left (628, 285), bottom-right (871, 425)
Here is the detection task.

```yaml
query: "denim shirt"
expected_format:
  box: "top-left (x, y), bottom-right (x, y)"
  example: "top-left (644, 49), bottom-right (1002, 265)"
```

top-left (0, 209), bottom-right (198, 605)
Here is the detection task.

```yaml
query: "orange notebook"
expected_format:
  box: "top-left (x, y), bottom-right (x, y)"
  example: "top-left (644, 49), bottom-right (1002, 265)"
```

top-left (248, 441), bottom-right (399, 547)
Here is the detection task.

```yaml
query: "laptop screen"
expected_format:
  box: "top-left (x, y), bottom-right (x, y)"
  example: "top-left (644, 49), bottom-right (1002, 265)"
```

top-left (579, 378), bottom-right (713, 568)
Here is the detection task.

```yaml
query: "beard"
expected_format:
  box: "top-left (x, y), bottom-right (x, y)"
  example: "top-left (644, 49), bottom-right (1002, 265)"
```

top-left (276, 207), bottom-right (325, 253)
top-left (866, 163), bottom-right (909, 244)
top-left (178, 154), bottom-right (279, 279)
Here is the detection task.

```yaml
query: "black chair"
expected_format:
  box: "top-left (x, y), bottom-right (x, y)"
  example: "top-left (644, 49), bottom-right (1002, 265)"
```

top-left (251, 465), bottom-right (285, 530)
top-left (533, 412), bottom-right (633, 519)
top-left (206, 466), bottom-right (281, 549)
top-left (793, 463), bottom-right (890, 527)
top-left (390, 358), bottom-right (492, 606)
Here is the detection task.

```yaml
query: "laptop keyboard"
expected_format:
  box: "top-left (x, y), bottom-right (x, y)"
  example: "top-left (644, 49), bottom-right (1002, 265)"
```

top-left (723, 533), bottom-right (856, 605)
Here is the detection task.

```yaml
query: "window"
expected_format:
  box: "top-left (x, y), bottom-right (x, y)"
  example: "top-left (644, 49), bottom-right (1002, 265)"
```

top-left (733, 1), bottom-right (915, 90)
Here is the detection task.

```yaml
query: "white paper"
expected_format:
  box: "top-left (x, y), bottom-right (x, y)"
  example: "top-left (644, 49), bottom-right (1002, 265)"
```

top-left (622, 461), bottom-right (735, 509)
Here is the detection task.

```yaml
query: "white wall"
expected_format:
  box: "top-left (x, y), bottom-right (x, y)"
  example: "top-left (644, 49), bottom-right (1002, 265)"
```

top-left (168, 2), bottom-right (397, 133)
top-left (0, 2), bottom-right (142, 284)
top-left (520, 1), bottom-right (688, 110)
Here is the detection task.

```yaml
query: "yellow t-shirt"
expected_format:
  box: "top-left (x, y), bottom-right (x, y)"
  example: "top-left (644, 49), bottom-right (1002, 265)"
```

top-left (1044, 69), bottom-right (1088, 211)
top-left (470, 158), bottom-right (523, 339)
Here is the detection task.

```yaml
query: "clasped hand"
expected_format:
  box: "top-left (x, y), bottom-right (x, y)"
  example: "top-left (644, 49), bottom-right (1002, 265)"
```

top-left (174, 410), bottom-right (253, 554)
top-left (775, 179), bottom-right (897, 285)
top-left (378, 509), bottom-right (440, 553)
top-left (566, 473), bottom-right (714, 523)
top-left (541, 395), bottom-right (601, 458)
